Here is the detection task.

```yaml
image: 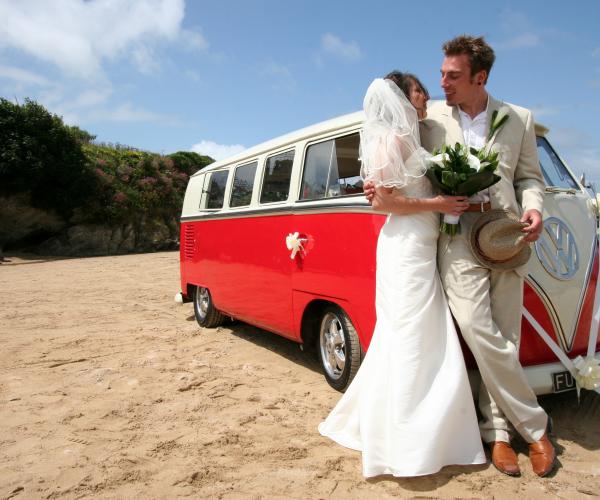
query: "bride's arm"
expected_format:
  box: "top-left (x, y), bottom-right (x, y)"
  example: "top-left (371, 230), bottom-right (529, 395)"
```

top-left (370, 186), bottom-right (469, 216)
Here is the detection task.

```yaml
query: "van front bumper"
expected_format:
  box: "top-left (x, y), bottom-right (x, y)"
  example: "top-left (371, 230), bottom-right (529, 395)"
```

top-left (523, 352), bottom-right (600, 396)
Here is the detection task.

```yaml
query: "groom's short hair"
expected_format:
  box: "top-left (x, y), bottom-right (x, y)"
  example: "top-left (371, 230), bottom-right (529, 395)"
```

top-left (443, 35), bottom-right (495, 84)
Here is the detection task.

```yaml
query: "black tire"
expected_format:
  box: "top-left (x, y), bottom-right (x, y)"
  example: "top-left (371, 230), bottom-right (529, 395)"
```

top-left (317, 305), bottom-right (361, 392)
top-left (193, 286), bottom-right (225, 328)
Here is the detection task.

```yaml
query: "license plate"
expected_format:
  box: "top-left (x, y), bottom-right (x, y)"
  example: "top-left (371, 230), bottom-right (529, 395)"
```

top-left (552, 370), bottom-right (576, 393)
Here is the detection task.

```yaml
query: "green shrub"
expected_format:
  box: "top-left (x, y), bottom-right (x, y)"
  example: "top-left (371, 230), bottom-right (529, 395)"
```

top-left (0, 98), bottom-right (96, 218)
top-left (0, 98), bottom-right (216, 252)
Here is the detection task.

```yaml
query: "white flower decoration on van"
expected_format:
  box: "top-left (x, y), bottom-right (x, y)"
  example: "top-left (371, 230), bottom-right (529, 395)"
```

top-left (286, 232), bottom-right (307, 259)
top-left (573, 355), bottom-right (600, 391)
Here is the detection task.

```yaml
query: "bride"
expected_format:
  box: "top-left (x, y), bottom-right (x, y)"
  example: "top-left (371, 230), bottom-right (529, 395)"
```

top-left (318, 74), bottom-right (486, 477)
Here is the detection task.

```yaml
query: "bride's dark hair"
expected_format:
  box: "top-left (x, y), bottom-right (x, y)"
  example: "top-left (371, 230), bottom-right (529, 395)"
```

top-left (384, 70), bottom-right (429, 100)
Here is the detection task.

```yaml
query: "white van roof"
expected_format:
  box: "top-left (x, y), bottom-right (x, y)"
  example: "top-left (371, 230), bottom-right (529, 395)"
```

top-left (192, 111), bottom-right (363, 177)
top-left (194, 104), bottom-right (549, 176)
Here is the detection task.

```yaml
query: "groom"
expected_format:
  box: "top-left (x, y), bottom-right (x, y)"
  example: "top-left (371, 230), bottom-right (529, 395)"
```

top-left (367, 35), bottom-right (555, 477)
top-left (424, 34), bottom-right (554, 477)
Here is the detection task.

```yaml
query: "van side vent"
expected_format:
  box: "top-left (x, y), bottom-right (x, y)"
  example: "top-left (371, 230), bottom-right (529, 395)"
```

top-left (183, 224), bottom-right (195, 261)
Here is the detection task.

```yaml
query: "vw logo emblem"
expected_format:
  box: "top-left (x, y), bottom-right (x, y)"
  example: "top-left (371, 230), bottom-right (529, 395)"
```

top-left (534, 217), bottom-right (579, 280)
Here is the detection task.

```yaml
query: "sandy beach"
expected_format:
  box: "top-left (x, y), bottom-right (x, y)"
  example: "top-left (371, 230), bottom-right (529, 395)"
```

top-left (1, 251), bottom-right (599, 499)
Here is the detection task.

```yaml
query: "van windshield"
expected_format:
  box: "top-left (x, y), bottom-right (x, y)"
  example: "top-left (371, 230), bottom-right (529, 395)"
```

top-left (537, 137), bottom-right (579, 190)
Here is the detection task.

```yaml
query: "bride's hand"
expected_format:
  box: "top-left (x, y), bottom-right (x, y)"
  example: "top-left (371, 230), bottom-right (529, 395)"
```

top-left (434, 195), bottom-right (469, 215)
top-left (363, 181), bottom-right (376, 203)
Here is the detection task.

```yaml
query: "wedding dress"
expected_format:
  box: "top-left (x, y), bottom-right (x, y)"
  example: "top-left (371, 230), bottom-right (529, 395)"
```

top-left (318, 79), bottom-right (486, 477)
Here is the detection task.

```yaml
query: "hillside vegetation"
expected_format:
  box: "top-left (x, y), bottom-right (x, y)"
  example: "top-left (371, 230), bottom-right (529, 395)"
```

top-left (0, 98), bottom-right (213, 257)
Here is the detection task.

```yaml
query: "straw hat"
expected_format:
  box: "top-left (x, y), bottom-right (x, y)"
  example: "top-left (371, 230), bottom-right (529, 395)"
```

top-left (469, 209), bottom-right (532, 271)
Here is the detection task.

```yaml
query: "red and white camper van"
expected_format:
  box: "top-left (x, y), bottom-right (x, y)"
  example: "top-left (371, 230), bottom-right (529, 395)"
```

top-left (177, 110), bottom-right (600, 394)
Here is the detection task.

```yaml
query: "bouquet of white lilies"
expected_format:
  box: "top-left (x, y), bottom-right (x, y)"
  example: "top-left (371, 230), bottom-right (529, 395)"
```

top-left (426, 143), bottom-right (501, 235)
top-left (426, 109), bottom-right (509, 235)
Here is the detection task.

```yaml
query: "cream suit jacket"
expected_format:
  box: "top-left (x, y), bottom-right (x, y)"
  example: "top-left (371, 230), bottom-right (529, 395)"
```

top-left (419, 95), bottom-right (545, 216)
top-left (418, 97), bottom-right (549, 442)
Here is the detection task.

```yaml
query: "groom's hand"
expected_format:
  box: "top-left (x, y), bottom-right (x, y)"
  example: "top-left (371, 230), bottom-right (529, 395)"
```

top-left (520, 209), bottom-right (543, 242)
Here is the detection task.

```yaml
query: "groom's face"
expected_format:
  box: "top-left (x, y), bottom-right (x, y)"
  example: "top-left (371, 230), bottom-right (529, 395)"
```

top-left (440, 54), bottom-right (479, 107)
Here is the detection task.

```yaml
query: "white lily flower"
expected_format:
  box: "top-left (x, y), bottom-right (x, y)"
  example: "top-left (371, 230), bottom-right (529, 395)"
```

top-left (493, 108), bottom-right (509, 128)
top-left (467, 154), bottom-right (481, 171)
top-left (430, 153), bottom-right (449, 165)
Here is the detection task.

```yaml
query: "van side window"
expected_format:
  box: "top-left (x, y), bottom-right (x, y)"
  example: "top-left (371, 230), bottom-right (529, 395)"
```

top-left (230, 162), bottom-right (257, 207)
top-left (537, 137), bottom-right (578, 190)
top-left (300, 133), bottom-right (362, 200)
top-left (206, 170), bottom-right (229, 209)
top-left (260, 150), bottom-right (294, 203)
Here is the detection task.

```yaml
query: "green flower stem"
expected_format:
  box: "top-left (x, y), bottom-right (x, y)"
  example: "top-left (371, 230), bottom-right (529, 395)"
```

top-left (440, 221), bottom-right (460, 236)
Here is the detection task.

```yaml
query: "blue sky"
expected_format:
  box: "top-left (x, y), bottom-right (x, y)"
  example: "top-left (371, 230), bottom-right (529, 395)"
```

top-left (1, 0), bottom-right (599, 185)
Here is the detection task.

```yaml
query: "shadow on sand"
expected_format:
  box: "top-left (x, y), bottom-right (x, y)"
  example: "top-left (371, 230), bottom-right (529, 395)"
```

top-left (190, 316), bottom-right (600, 487)
top-left (186, 316), bottom-right (323, 377)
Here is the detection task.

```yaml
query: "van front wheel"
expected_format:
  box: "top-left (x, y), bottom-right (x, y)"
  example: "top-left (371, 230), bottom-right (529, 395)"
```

top-left (193, 286), bottom-right (225, 328)
top-left (318, 306), bottom-right (361, 392)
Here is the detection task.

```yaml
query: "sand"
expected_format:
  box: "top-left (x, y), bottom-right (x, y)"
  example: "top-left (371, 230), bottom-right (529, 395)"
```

top-left (1, 251), bottom-right (599, 499)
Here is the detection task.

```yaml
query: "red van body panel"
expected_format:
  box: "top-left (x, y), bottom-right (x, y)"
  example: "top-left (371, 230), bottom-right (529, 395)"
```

top-left (569, 245), bottom-right (600, 356)
top-left (180, 211), bottom-right (594, 368)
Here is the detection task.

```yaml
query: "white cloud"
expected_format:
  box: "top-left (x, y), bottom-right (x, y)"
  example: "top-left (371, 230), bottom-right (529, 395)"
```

top-left (131, 45), bottom-right (161, 75)
top-left (494, 9), bottom-right (541, 51)
top-left (321, 33), bottom-right (362, 61)
top-left (495, 33), bottom-right (540, 50)
top-left (0, 0), bottom-right (207, 79)
top-left (550, 127), bottom-right (591, 149)
top-left (181, 28), bottom-right (209, 51)
top-left (190, 140), bottom-right (245, 161)
top-left (258, 61), bottom-right (295, 91)
top-left (184, 69), bottom-right (201, 82)
top-left (0, 64), bottom-right (50, 86)
top-left (530, 106), bottom-right (560, 118)
top-left (73, 88), bottom-right (113, 108)
top-left (91, 102), bottom-right (180, 124)
top-left (260, 61), bottom-right (292, 80)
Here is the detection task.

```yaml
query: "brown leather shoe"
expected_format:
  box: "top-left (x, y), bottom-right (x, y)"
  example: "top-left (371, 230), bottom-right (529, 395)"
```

top-left (529, 433), bottom-right (556, 477)
top-left (489, 441), bottom-right (521, 477)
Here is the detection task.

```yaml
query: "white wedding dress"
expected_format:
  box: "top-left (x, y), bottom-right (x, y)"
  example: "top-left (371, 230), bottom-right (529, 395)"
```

top-left (319, 80), bottom-right (486, 477)
top-left (318, 167), bottom-right (486, 478)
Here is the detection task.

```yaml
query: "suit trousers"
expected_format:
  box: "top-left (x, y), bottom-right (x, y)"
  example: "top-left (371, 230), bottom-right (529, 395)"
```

top-left (438, 213), bottom-right (548, 444)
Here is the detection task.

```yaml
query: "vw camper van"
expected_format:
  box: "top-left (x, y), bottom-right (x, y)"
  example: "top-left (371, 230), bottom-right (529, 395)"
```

top-left (178, 110), bottom-right (600, 394)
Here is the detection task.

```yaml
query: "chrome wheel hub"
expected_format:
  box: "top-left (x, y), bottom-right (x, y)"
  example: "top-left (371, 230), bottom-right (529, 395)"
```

top-left (196, 287), bottom-right (209, 320)
top-left (320, 312), bottom-right (345, 379)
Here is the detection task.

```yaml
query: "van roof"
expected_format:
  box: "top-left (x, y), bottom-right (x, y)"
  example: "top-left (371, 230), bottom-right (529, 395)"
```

top-left (194, 104), bottom-right (549, 176)
top-left (193, 111), bottom-right (363, 177)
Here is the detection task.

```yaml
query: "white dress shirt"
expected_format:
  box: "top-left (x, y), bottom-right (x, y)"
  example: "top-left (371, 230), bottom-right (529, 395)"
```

top-left (458, 98), bottom-right (489, 203)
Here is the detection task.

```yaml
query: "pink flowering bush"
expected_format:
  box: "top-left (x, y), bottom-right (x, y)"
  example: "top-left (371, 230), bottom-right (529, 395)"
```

top-left (83, 145), bottom-right (214, 241)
